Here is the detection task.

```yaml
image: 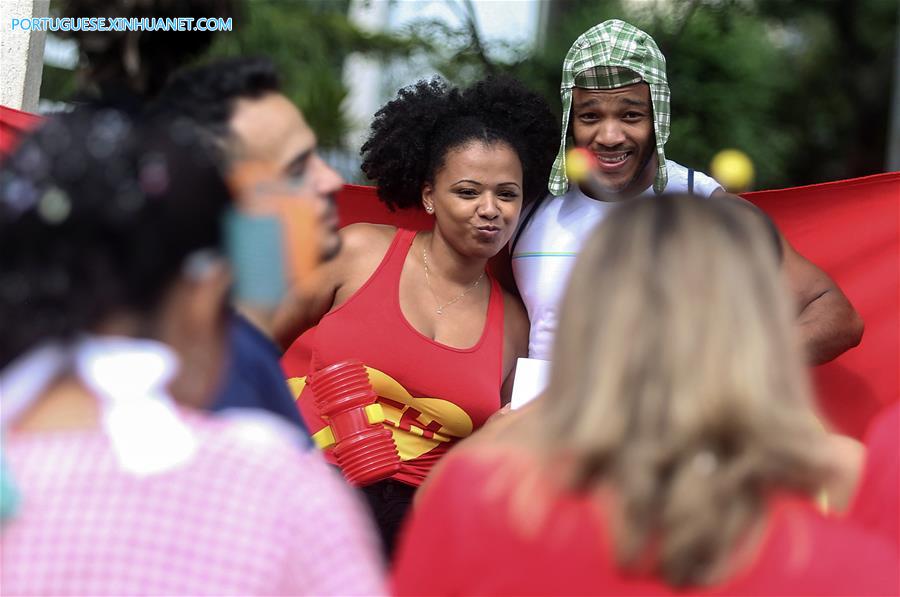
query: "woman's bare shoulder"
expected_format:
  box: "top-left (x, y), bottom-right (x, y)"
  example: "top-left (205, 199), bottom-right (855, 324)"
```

top-left (326, 224), bottom-right (403, 302)
top-left (333, 224), bottom-right (398, 271)
top-left (339, 223), bottom-right (397, 255)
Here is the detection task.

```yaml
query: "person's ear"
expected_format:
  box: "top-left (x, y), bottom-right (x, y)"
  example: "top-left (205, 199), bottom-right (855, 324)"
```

top-left (422, 184), bottom-right (435, 215)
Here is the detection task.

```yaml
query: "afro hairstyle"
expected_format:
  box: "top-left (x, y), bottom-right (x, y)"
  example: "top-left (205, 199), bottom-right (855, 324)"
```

top-left (360, 75), bottom-right (558, 211)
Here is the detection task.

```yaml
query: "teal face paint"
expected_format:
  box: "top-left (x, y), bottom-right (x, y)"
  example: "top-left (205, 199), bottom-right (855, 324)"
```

top-left (223, 209), bottom-right (287, 309)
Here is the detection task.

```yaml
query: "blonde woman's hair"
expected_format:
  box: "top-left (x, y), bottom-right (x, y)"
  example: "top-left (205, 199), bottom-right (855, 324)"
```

top-left (526, 195), bottom-right (829, 587)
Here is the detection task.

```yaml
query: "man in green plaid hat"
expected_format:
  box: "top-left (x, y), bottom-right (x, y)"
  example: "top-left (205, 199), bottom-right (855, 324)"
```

top-left (545, 18), bottom-right (687, 198)
top-left (510, 19), bottom-right (862, 366)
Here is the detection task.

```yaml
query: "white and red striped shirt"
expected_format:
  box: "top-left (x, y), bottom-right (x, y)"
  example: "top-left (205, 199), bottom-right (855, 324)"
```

top-left (1, 410), bottom-right (385, 596)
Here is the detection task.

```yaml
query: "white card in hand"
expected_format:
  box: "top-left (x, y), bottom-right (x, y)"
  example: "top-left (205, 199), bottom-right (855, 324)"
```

top-left (510, 357), bottom-right (550, 409)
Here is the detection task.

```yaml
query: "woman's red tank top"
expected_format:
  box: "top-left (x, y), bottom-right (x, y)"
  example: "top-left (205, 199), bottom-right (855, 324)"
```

top-left (282, 228), bottom-right (504, 486)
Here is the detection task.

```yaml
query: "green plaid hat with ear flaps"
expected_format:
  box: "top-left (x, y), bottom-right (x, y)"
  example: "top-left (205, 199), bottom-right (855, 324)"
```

top-left (549, 19), bottom-right (671, 196)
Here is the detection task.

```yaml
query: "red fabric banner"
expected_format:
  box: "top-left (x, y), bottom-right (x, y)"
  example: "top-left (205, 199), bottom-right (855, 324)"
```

top-left (744, 173), bottom-right (899, 436)
top-left (0, 105), bottom-right (42, 156)
top-left (3, 105), bottom-right (896, 436)
top-left (336, 184), bottom-right (433, 230)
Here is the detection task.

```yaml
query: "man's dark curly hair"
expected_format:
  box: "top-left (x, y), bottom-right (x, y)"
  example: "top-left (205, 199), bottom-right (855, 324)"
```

top-left (149, 57), bottom-right (281, 168)
top-left (360, 76), bottom-right (558, 210)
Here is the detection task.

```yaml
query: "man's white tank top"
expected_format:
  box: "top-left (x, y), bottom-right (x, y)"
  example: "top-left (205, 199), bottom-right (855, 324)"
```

top-left (512, 160), bottom-right (721, 360)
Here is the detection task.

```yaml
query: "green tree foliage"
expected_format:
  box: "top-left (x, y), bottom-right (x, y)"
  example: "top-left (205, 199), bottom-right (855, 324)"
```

top-left (43, 0), bottom-right (429, 150)
top-left (751, 0), bottom-right (897, 184)
top-left (205, 0), bottom-right (429, 148)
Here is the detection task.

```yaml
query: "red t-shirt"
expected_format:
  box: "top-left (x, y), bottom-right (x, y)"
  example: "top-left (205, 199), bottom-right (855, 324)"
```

top-left (394, 450), bottom-right (899, 596)
top-left (282, 229), bottom-right (504, 486)
top-left (847, 403), bottom-right (899, 549)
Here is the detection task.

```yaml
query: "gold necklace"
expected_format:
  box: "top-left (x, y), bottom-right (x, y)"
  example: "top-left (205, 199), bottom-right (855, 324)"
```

top-left (422, 246), bottom-right (484, 315)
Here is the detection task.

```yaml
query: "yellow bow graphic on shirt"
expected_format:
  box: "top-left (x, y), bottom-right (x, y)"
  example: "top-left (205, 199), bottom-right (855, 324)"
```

top-left (288, 367), bottom-right (473, 461)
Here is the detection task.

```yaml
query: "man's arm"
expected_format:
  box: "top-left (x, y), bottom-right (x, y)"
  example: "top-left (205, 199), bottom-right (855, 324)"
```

top-left (714, 191), bottom-right (864, 364)
top-left (781, 234), bottom-right (864, 364)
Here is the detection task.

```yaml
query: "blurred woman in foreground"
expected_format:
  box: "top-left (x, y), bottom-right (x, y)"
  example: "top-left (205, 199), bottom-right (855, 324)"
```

top-left (394, 195), bottom-right (897, 596)
top-left (0, 110), bottom-right (383, 595)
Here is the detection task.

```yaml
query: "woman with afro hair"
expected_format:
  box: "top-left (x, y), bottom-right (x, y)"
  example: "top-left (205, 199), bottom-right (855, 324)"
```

top-left (280, 75), bottom-right (558, 555)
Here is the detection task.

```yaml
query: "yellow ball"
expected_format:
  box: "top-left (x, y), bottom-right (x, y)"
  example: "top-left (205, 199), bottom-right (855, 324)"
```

top-left (710, 149), bottom-right (755, 192)
top-left (565, 148), bottom-right (594, 183)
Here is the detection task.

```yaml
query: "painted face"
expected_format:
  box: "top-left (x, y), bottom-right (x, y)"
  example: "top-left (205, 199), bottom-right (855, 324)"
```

top-left (229, 93), bottom-right (344, 260)
top-left (423, 141), bottom-right (523, 259)
top-left (570, 83), bottom-right (656, 198)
